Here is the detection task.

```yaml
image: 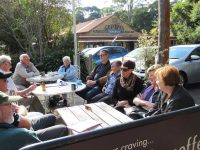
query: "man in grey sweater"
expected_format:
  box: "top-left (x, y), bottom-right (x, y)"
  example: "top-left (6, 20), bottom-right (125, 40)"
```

top-left (13, 54), bottom-right (40, 90)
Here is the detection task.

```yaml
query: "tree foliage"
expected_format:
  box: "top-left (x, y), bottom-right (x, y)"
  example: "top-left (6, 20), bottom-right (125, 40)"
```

top-left (137, 30), bottom-right (158, 70)
top-left (0, 0), bottom-right (72, 63)
top-left (171, 0), bottom-right (200, 44)
top-left (76, 6), bottom-right (101, 23)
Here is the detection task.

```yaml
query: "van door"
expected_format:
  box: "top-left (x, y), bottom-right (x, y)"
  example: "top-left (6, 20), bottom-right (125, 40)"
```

top-left (186, 47), bottom-right (200, 83)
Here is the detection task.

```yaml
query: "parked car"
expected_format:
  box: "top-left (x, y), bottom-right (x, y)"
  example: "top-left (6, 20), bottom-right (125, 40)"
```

top-left (169, 44), bottom-right (200, 85)
top-left (81, 48), bottom-right (92, 54)
top-left (83, 46), bottom-right (128, 64)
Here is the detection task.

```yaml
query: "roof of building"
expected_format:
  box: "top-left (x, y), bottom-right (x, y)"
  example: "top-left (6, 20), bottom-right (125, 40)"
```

top-left (76, 15), bottom-right (113, 34)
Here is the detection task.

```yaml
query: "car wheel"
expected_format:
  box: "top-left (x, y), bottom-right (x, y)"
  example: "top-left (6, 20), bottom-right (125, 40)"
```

top-left (179, 73), bottom-right (187, 87)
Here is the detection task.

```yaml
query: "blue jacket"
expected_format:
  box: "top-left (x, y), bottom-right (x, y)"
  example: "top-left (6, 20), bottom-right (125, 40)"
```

top-left (58, 64), bottom-right (77, 82)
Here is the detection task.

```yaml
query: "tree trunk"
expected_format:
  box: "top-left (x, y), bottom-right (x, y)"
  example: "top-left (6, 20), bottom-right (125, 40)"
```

top-left (158, 0), bottom-right (170, 64)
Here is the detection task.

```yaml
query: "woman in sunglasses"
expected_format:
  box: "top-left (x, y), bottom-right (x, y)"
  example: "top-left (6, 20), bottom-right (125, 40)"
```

top-left (112, 60), bottom-right (144, 113)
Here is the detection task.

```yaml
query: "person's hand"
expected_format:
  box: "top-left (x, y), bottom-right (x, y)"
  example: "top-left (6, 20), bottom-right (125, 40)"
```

top-left (86, 80), bottom-right (96, 86)
top-left (28, 84), bottom-right (37, 91)
top-left (116, 100), bottom-right (129, 107)
top-left (133, 97), bottom-right (144, 106)
top-left (12, 103), bottom-right (20, 113)
top-left (137, 93), bottom-right (144, 100)
top-left (142, 101), bottom-right (155, 110)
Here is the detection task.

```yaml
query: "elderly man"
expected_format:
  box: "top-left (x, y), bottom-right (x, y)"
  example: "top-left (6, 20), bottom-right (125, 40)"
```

top-left (58, 56), bottom-right (77, 82)
top-left (0, 71), bottom-right (68, 142)
top-left (0, 84), bottom-right (40, 149)
top-left (76, 49), bottom-right (111, 102)
top-left (13, 54), bottom-right (40, 90)
top-left (0, 55), bottom-right (44, 113)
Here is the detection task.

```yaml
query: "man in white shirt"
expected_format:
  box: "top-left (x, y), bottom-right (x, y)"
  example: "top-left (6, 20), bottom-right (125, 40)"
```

top-left (0, 55), bottom-right (44, 113)
top-left (13, 54), bottom-right (40, 90)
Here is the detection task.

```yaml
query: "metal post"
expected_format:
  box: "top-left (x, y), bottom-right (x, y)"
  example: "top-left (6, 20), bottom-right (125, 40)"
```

top-left (158, 0), bottom-right (170, 64)
top-left (72, 0), bottom-right (78, 66)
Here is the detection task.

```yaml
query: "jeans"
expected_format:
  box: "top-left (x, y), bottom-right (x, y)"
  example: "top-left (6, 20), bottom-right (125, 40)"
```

top-left (76, 85), bottom-right (101, 102)
top-left (30, 114), bottom-right (68, 141)
top-left (91, 93), bottom-right (113, 104)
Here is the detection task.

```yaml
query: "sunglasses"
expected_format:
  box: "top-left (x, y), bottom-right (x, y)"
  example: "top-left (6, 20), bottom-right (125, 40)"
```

top-left (121, 68), bottom-right (129, 72)
top-left (99, 54), bottom-right (107, 57)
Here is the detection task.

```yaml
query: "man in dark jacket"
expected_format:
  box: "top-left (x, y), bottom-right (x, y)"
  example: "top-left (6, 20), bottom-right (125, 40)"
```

top-left (76, 49), bottom-right (111, 102)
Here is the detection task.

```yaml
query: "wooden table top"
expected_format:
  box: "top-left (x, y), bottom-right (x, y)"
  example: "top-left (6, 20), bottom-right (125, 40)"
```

top-left (56, 102), bottom-right (133, 133)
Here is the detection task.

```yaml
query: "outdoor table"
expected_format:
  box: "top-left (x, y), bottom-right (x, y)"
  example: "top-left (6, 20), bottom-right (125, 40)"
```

top-left (26, 71), bottom-right (64, 83)
top-left (32, 82), bottom-right (86, 113)
top-left (56, 102), bottom-right (133, 134)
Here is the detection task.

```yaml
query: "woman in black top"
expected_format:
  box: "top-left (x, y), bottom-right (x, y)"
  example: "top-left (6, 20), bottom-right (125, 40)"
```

top-left (112, 60), bottom-right (144, 112)
top-left (148, 65), bottom-right (195, 116)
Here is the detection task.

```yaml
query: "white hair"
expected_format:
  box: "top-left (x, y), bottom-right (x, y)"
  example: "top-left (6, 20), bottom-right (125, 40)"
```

top-left (19, 54), bottom-right (30, 61)
top-left (62, 56), bottom-right (71, 63)
top-left (0, 55), bottom-right (11, 65)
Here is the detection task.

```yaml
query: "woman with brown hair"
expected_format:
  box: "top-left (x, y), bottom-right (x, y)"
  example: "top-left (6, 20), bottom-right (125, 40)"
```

top-left (149, 65), bottom-right (195, 115)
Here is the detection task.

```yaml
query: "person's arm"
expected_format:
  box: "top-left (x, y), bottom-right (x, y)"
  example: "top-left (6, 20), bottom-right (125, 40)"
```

top-left (96, 71), bottom-right (110, 86)
top-left (58, 66), bottom-right (65, 76)
top-left (18, 115), bottom-right (32, 129)
top-left (86, 65), bottom-right (98, 81)
top-left (15, 63), bottom-right (35, 78)
top-left (65, 65), bottom-right (77, 81)
top-left (111, 79), bottom-right (119, 105)
top-left (16, 84), bottom-right (37, 97)
top-left (12, 112), bottom-right (31, 130)
top-left (30, 62), bottom-right (40, 76)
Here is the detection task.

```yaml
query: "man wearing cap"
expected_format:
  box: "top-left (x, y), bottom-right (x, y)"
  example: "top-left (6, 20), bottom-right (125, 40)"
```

top-left (0, 54), bottom-right (44, 113)
top-left (76, 49), bottom-right (111, 102)
top-left (0, 92), bottom-right (40, 149)
top-left (13, 54), bottom-right (40, 90)
top-left (0, 71), bottom-right (68, 142)
top-left (112, 60), bottom-right (144, 113)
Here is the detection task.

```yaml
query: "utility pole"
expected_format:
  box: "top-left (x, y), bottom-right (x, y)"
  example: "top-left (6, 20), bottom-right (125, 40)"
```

top-left (72, 0), bottom-right (80, 78)
top-left (72, 0), bottom-right (78, 65)
top-left (158, 0), bottom-right (170, 64)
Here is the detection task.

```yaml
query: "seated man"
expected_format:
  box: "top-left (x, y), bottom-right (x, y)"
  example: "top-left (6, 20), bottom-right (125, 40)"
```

top-left (76, 49), bottom-right (111, 102)
top-left (0, 71), bottom-right (68, 141)
top-left (0, 92), bottom-right (40, 149)
top-left (90, 60), bottom-right (121, 104)
top-left (0, 55), bottom-right (44, 113)
top-left (13, 54), bottom-right (40, 90)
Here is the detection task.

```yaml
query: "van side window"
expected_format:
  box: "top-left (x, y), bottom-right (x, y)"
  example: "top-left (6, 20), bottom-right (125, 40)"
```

top-left (191, 47), bottom-right (200, 57)
top-left (110, 48), bottom-right (122, 54)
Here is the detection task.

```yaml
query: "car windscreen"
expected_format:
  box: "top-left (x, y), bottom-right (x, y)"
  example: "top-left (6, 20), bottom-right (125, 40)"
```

top-left (169, 46), bottom-right (194, 59)
top-left (84, 48), bottom-right (100, 56)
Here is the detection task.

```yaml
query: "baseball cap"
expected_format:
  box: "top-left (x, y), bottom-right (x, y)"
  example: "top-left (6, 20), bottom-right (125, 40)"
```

top-left (121, 60), bottom-right (135, 70)
top-left (0, 92), bottom-right (22, 105)
top-left (0, 71), bottom-right (12, 79)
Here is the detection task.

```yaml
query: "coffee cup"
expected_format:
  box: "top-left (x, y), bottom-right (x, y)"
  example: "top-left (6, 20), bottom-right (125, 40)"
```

top-left (71, 84), bottom-right (77, 91)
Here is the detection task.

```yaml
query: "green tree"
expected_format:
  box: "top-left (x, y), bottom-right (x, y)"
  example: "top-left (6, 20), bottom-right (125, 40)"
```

top-left (137, 30), bottom-right (158, 70)
top-left (0, 0), bottom-right (71, 63)
top-left (171, 0), bottom-right (200, 44)
top-left (76, 6), bottom-right (101, 23)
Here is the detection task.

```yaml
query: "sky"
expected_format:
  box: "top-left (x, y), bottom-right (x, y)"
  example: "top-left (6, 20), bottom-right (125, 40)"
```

top-left (80, 0), bottom-right (113, 9)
